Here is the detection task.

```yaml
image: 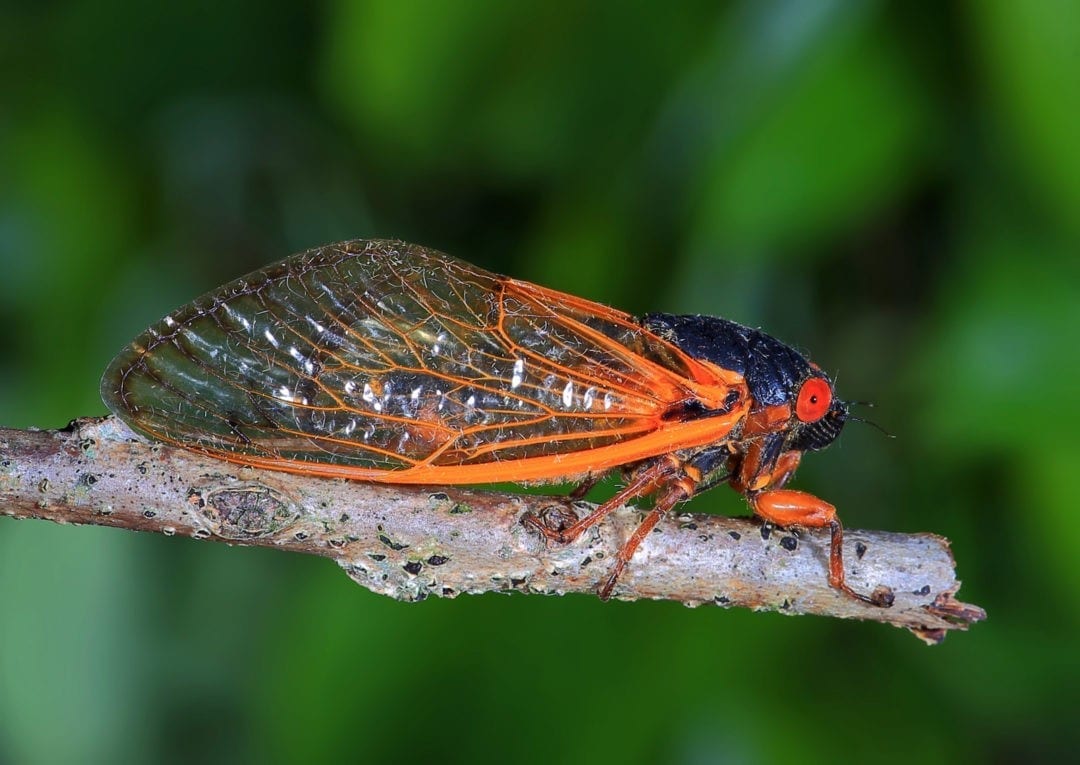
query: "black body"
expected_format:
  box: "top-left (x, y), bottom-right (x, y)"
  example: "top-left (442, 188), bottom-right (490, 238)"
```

top-left (642, 313), bottom-right (848, 453)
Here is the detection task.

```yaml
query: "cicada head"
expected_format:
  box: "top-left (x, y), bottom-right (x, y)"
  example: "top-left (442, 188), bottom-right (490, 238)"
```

top-left (785, 376), bottom-right (848, 452)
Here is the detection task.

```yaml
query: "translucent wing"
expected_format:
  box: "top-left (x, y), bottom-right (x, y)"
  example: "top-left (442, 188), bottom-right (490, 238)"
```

top-left (102, 240), bottom-right (746, 483)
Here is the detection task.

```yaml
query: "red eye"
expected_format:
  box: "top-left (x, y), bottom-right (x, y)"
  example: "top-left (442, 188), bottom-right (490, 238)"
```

top-left (796, 377), bottom-right (832, 423)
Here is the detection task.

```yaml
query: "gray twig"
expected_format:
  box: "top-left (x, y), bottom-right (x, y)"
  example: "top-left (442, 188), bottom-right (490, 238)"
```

top-left (0, 417), bottom-right (984, 644)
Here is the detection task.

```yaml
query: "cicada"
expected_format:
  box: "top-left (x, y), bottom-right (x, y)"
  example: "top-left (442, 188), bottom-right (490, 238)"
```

top-left (102, 239), bottom-right (891, 605)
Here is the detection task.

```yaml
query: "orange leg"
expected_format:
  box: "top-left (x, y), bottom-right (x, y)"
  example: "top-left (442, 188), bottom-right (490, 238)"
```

top-left (568, 471), bottom-right (609, 501)
top-left (522, 457), bottom-right (692, 599)
top-left (522, 458), bottom-right (677, 544)
top-left (597, 482), bottom-right (691, 600)
top-left (753, 489), bottom-right (893, 607)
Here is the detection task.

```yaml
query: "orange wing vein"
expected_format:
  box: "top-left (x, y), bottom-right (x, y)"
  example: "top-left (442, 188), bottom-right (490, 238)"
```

top-left (101, 240), bottom-right (747, 484)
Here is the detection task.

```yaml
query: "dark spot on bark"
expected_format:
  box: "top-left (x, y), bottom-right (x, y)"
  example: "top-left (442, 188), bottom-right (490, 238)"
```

top-left (368, 553), bottom-right (386, 561)
top-left (760, 524), bottom-right (773, 540)
top-left (78, 438), bottom-right (96, 453)
top-left (80, 473), bottom-right (98, 487)
top-left (186, 489), bottom-right (206, 508)
top-left (581, 556), bottom-right (592, 568)
top-left (442, 587), bottom-right (455, 597)
top-left (427, 555), bottom-right (449, 566)
top-left (339, 513), bottom-right (350, 523)
top-left (728, 531), bottom-right (741, 541)
top-left (715, 595), bottom-right (730, 604)
top-left (510, 577), bottom-right (526, 588)
top-left (137, 462), bottom-right (149, 475)
top-left (448, 503), bottom-right (470, 514)
top-left (855, 542), bottom-right (868, 560)
top-left (294, 531), bottom-right (309, 541)
top-left (378, 534), bottom-right (409, 551)
top-left (143, 509), bottom-right (157, 519)
top-left (429, 492), bottom-right (449, 502)
top-left (403, 561), bottom-right (423, 575)
top-left (780, 536), bottom-right (798, 551)
top-left (680, 521), bottom-right (698, 530)
top-left (781, 599), bottom-right (791, 610)
top-left (914, 584), bottom-right (931, 596)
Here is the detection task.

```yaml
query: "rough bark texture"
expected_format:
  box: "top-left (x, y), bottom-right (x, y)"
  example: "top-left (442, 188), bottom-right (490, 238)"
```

top-left (0, 418), bottom-right (984, 643)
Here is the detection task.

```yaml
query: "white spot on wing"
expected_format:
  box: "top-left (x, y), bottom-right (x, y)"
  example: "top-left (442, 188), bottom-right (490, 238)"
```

top-left (223, 304), bottom-right (251, 331)
top-left (274, 385), bottom-right (307, 405)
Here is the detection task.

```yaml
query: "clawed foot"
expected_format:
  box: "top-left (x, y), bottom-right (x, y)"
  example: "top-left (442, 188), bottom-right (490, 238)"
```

top-left (835, 579), bottom-right (895, 608)
top-left (521, 502), bottom-right (584, 544)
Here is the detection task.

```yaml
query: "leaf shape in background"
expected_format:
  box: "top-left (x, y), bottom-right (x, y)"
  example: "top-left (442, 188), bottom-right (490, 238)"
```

top-left (970, 0), bottom-right (1080, 242)
top-left (692, 19), bottom-right (929, 257)
top-left (320, 1), bottom-right (715, 181)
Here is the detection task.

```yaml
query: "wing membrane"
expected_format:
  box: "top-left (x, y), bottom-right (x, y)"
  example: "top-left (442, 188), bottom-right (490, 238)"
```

top-left (102, 240), bottom-right (745, 482)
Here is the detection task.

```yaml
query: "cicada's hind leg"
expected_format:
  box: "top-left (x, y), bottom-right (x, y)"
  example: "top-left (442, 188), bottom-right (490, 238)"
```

top-left (522, 456), bottom-right (696, 600)
top-left (752, 489), bottom-right (894, 607)
top-left (596, 478), bottom-right (695, 599)
top-left (518, 471), bottom-right (615, 547)
top-left (523, 461), bottom-right (663, 545)
top-left (567, 471), bottom-right (609, 502)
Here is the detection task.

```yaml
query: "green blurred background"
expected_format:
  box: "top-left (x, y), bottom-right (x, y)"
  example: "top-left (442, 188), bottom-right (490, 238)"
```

top-left (1, 1), bottom-right (1077, 762)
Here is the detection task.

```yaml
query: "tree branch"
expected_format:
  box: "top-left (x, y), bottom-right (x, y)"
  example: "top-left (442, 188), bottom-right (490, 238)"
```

top-left (0, 418), bottom-right (984, 643)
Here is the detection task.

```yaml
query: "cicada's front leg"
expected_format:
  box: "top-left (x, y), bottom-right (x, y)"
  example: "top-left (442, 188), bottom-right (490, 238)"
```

top-left (751, 490), bottom-right (891, 606)
top-left (737, 439), bottom-right (893, 607)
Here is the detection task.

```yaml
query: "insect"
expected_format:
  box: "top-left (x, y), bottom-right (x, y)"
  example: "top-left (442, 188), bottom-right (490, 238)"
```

top-left (102, 239), bottom-right (892, 606)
